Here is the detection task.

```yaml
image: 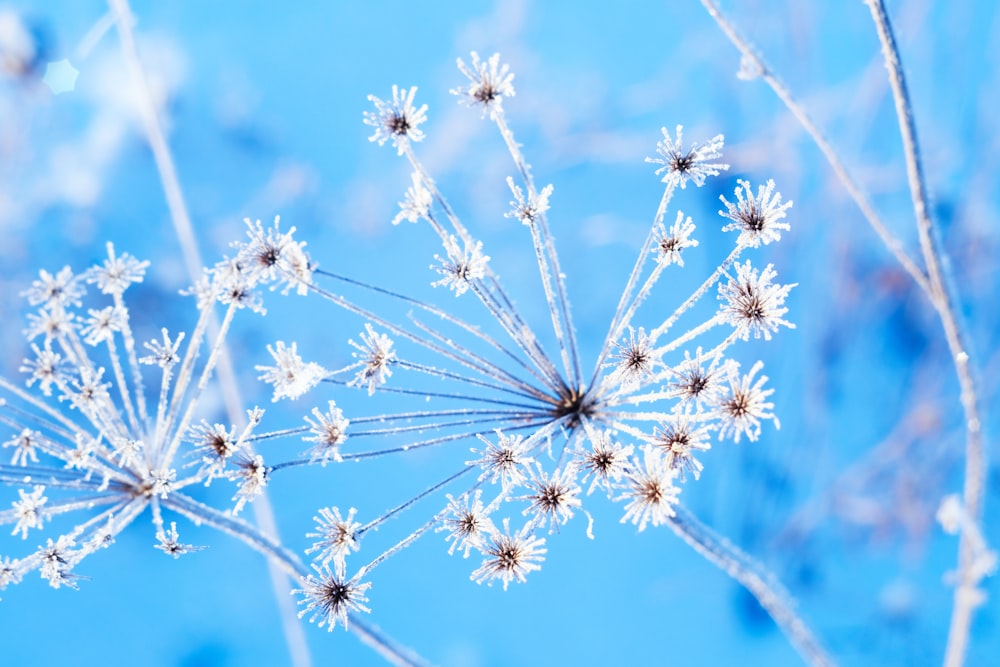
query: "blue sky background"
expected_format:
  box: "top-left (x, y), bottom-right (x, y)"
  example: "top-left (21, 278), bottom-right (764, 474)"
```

top-left (1, 1), bottom-right (997, 665)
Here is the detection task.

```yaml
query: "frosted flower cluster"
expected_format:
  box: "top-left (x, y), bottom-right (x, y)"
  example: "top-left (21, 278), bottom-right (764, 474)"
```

top-left (241, 51), bottom-right (801, 627)
top-left (1, 50), bottom-right (798, 641)
top-left (0, 243), bottom-right (284, 597)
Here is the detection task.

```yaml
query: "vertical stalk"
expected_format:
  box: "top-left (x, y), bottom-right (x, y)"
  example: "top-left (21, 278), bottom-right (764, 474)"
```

top-left (864, 4), bottom-right (987, 665)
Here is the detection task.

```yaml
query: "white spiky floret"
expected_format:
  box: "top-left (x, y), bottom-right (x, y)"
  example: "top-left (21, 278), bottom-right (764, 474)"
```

top-left (302, 400), bottom-right (349, 465)
top-left (295, 561), bottom-right (372, 631)
top-left (438, 489), bottom-right (496, 558)
top-left (719, 179), bottom-right (793, 248)
top-left (718, 261), bottom-right (796, 341)
top-left (618, 445), bottom-right (681, 531)
top-left (346, 324), bottom-right (396, 396)
top-left (363, 85), bottom-right (428, 155)
top-left (256, 340), bottom-right (329, 402)
top-left (471, 518), bottom-right (547, 590)
top-left (451, 51), bottom-right (516, 119)
top-left (646, 125), bottom-right (729, 189)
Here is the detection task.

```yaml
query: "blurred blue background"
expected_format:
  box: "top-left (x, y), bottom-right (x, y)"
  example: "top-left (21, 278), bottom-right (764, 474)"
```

top-left (0, 1), bottom-right (997, 665)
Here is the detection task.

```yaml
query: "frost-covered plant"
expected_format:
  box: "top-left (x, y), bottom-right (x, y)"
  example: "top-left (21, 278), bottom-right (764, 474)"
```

top-left (0, 237), bottom-right (319, 594)
top-left (0, 44), bottom-right (825, 665)
top-left (230, 52), bottom-right (819, 658)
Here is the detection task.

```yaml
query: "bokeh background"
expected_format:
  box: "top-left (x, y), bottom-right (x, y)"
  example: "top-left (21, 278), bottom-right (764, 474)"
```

top-left (1, 1), bottom-right (997, 665)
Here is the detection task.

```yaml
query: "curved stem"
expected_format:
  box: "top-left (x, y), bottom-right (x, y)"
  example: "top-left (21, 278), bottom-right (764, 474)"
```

top-left (668, 505), bottom-right (834, 667)
top-left (698, 0), bottom-right (931, 295)
top-left (863, 4), bottom-right (987, 666)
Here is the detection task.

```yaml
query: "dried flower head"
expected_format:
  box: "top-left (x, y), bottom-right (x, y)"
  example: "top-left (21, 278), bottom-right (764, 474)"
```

top-left (719, 179), bottom-right (793, 248)
top-left (471, 518), bottom-right (547, 590)
top-left (363, 85), bottom-right (428, 155)
top-left (646, 125), bottom-right (729, 189)
top-left (451, 51), bottom-right (515, 119)
top-left (718, 261), bottom-right (796, 341)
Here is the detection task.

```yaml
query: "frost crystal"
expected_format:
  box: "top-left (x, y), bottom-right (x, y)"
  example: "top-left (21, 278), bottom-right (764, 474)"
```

top-left (439, 490), bottom-right (496, 558)
top-left (86, 243), bottom-right (149, 296)
top-left (652, 416), bottom-right (712, 480)
top-left (392, 172), bottom-right (433, 225)
top-left (256, 341), bottom-right (328, 402)
top-left (654, 211), bottom-right (698, 267)
top-left (22, 266), bottom-right (85, 308)
top-left (363, 85), bottom-right (428, 155)
top-left (719, 179), bottom-right (793, 248)
top-left (505, 177), bottom-right (553, 226)
top-left (607, 327), bottom-right (661, 391)
top-left (577, 431), bottom-right (634, 496)
top-left (234, 216), bottom-right (313, 295)
top-left (11, 485), bottom-right (47, 538)
top-left (646, 125), bottom-right (728, 189)
top-left (346, 324), bottom-right (396, 395)
top-left (618, 446), bottom-right (681, 531)
top-left (296, 562), bottom-right (372, 631)
top-left (155, 522), bottom-right (204, 559)
top-left (451, 51), bottom-right (515, 119)
top-left (715, 361), bottom-right (778, 443)
top-left (718, 261), bottom-right (796, 341)
top-left (306, 507), bottom-right (362, 568)
top-left (469, 431), bottom-right (534, 489)
top-left (471, 518), bottom-right (547, 590)
top-left (432, 236), bottom-right (490, 296)
top-left (521, 465), bottom-right (583, 532)
top-left (302, 401), bottom-right (349, 464)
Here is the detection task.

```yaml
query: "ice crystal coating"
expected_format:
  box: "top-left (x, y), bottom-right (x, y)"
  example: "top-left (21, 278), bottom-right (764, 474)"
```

top-left (654, 211), bottom-right (698, 267)
top-left (227, 453), bottom-right (268, 514)
top-left (715, 361), bottom-right (778, 443)
top-left (505, 177), bottom-right (553, 226)
top-left (302, 401), bottom-right (349, 464)
top-left (256, 341), bottom-right (329, 402)
top-left (618, 446), bottom-right (681, 531)
top-left (439, 490), bottom-right (496, 558)
top-left (306, 506), bottom-right (362, 568)
top-left (520, 464), bottom-right (583, 532)
top-left (363, 85), bottom-right (428, 155)
top-left (155, 522), bottom-right (204, 558)
top-left (666, 348), bottom-right (729, 411)
top-left (471, 518), bottom-right (547, 590)
top-left (719, 179), bottom-right (793, 248)
top-left (432, 236), bottom-right (490, 296)
top-left (86, 244), bottom-right (149, 296)
top-left (295, 562), bottom-right (372, 631)
top-left (393, 172), bottom-right (433, 225)
top-left (651, 416), bottom-right (713, 480)
top-left (451, 51), bottom-right (515, 119)
top-left (10, 485), bottom-right (47, 538)
top-left (718, 261), bottom-right (796, 341)
top-left (577, 431), bottom-right (634, 496)
top-left (607, 327), bottom-right (661, 391)
top-left (2, 428), bottom-right (40, 466)
top-left (346, 324), bottom-right (396, 395)
top-left (234, 216), bottom-right (314, 295)
top-left (646, 125), bottom-right (729, 189)
top-left (469, 431), bottom-right (535, 489)
top-left (22, 266), bottom-right (85, 308)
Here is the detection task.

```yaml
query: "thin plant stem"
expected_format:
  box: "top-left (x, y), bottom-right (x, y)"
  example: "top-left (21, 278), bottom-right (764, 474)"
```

top-left (106, 4), bottom-right (313, 665)
top-left (163, 493), bottom-right (428, 667)
top-left (863, 3), bottom-right (987, 665)
top-left (668, 504), bottom-right (834, 667)
top-left (698, 0), bottom-right (931, 295)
